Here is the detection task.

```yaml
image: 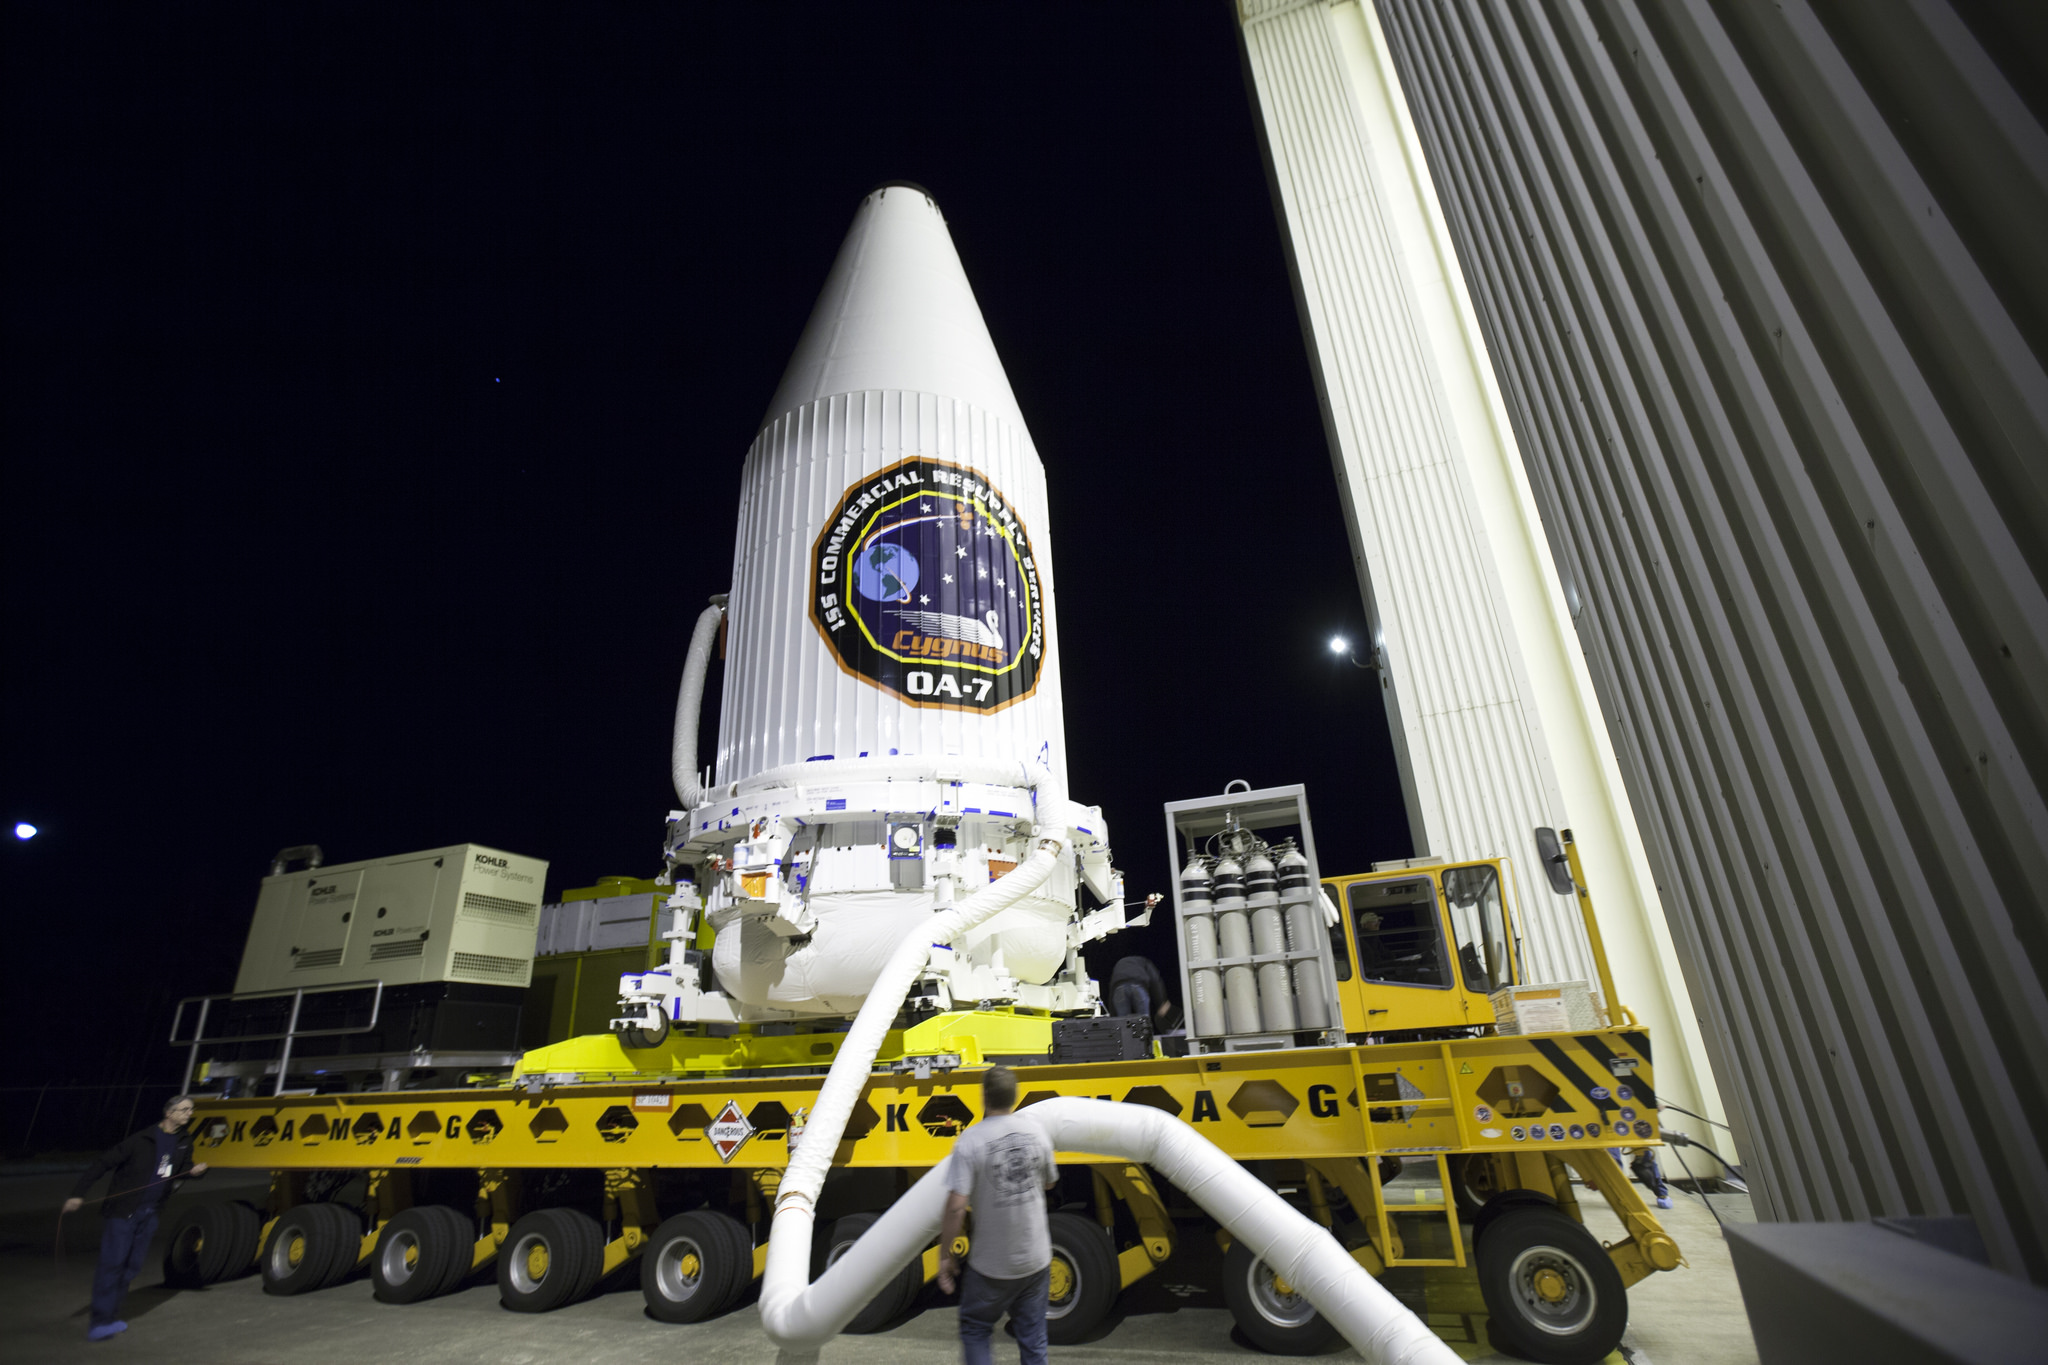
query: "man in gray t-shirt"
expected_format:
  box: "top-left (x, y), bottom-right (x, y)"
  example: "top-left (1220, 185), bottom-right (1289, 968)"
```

top-left (938, 1067), bottom-right (1058, 1365)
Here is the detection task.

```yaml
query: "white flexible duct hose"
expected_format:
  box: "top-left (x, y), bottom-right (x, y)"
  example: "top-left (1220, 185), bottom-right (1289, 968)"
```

top-left (1022, 1098), bottom-right (1461, 1365)
top-left (756, 814), bottom-right (1457, 1365)
top-left (761, 1096), bottom-right (1458, 1365)
top-left (670, 599), bottom-right (726, 810)
top-left (759, 818), bottom-right (1075, 1360)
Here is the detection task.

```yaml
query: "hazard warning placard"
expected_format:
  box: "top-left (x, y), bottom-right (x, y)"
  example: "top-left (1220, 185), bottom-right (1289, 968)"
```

top-left (706, 1100), bottom-right (753, 1163)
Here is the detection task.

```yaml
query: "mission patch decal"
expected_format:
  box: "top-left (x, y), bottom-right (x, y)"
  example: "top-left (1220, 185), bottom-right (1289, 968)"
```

top-left (810, 455), bottom-right (1044, 711)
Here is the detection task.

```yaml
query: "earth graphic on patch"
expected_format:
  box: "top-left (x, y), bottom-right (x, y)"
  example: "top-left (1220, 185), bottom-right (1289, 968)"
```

top-left (853, 542), bottom-right (919, 602)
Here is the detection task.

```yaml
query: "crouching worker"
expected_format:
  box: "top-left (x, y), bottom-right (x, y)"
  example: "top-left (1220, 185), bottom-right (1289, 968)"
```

top-left (937, 1066), bottom-right (1059, 1365)
top-left (62, 1095), bottom-right (207, 1341)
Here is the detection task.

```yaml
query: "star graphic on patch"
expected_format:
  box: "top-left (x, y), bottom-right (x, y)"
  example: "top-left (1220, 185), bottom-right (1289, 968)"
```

top-left (920, 502), bottom-right (932, 512)
top-left (942, 573), bottom-right (953, 585)
top-left (977, 565), bottom-right (988, 579)
top-left (994, 575), bottom-right (1004, 587)
top-left (919, 594), bottom-right (930, 605)
top-left (955, 546), bottom-right (967, 559)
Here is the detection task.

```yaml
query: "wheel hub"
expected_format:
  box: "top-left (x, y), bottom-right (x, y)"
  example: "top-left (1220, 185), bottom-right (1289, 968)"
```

top-left (381, 1230), bottom-right (421, 1284)
top-left (526, 1244), bottom-right (550, 1281)
top-left (1249, 1258), bottom-right (1320, 1329)
top-left (286, 1234), bottom-right (305, 1270)
top-left (1507, 1246), bottom-right (1595, 1335)
top-left (1048, 1255), bottom-right (1075, 1304)
top-left (655, 1235), bottom-right (708, 1301)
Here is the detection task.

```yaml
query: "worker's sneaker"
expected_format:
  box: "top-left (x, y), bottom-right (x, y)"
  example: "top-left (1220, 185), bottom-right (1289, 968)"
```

top-left (1655, 1196), bottom-right (1673, 1209)
top-left (87, 1321), bottom-right (127, 1341)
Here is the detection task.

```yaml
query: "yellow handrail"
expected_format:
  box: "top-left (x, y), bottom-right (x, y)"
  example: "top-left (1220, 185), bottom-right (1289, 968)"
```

top-left (1561, 830), bottom-right (1625, 1027)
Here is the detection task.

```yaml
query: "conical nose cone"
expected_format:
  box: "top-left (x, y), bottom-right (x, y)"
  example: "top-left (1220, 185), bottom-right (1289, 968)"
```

top-left (763, 184), bottom-right (1025, 432)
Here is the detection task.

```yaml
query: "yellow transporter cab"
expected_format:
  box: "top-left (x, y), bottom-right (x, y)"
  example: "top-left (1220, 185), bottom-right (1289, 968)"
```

top-left (1322, 857), bottom-right (1521, 1038)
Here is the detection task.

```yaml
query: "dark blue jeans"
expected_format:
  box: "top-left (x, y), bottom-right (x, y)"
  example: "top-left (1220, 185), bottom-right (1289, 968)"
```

top-left (1111, 983), bottom-right (1151, 1020)
top-left (91, 1206), bottom-right (159, 1326)
top-left (958, 1262), bottom-right (1049, 1365)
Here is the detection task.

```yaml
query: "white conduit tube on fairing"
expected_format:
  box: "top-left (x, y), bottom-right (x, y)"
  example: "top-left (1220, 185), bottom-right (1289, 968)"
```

top-left (669, 598), bottom-right (727, 810)
top-left (755, 825), bottom-right (1461, 1365)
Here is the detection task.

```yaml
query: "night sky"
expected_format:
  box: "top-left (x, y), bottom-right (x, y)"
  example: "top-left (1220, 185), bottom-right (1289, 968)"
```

top-left (5, 3), bottom-right (1412, 1086)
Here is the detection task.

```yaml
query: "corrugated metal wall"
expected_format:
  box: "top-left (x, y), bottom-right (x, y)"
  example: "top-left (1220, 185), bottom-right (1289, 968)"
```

top-left (1369, 0), bottom-right (2048, 1281)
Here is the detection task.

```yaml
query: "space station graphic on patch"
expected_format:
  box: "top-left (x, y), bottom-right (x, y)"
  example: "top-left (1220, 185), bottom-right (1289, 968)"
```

top-left (810, 455), bottom-right (1044, 712)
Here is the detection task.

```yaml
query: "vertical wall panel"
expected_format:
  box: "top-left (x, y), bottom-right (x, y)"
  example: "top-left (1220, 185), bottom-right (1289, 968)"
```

top-left (1238, 0), bottom-right (1731, 1140)
top-left (1369, 0), bottom-right (2048, 1280)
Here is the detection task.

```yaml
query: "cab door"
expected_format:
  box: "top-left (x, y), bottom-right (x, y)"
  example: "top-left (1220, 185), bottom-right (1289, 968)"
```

top-left (1440, 861), bottom-right (1518, 1030)
top-left (1324, 872), bottom-right (1472, 1034)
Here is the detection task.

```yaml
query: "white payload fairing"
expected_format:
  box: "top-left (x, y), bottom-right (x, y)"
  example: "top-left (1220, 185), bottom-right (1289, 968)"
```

top-left (632, 184), bottom-right (1141, 1027)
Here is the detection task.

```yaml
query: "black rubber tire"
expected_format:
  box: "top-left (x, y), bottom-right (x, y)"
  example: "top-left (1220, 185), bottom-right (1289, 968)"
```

top-left (372, 1206), bottom-right (466, 1304)
top-left (643, 1209), bottom-right (752, 1323)
top-left (498, 1207), bottom-right (606, 1312)
top-left (429, 1205), bottom-right (479, 1296)
top-left (1472, 1188), bottom-right (1558, 1246)
top-left (1475, 1206), bottom-right (1628, 1364)
top-left (164, 1203), bottom-right (242, 1287)
top-left (1044, 1211), bottom-right (1119, 1346)
top-left (1450, 1153), bottom-right (1506, 1219)
top-left (319, 1203), bottom-right (367, 1286)
top-left (814, 1211), bottom-right (921, 1333)
top-left (1221, 1235), bottom-right (1343, 1356)
top-left (221, 1201), bottom-right (264, 1281)
top-left (260, 1203), bottom-right (359, 1295)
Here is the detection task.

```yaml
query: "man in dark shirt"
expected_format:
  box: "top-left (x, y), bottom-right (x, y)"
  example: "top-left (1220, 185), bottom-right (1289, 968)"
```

top-left (63, 1095), bottom-right (206, 1341)
top-left (1107, 955), bottom-right (1181, 1033)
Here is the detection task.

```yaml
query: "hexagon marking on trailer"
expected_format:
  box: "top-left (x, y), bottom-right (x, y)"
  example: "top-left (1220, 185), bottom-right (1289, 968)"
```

top-left (248, 1116), bottom-right (280, 1147)
top-left (1016, 1090), bottom-right (1061, 1109)
top-left (746, 1101), bottom-right (791, 1139)
top-left (466, 1109), bottom-right (502, 1143)
top-left (301, 1115), bottom-right (331, 1142)
top-left (668, 1103), bottom-right (713, 1140)
top-left (528, 1108), bottom-right (571, 1142)
top-left (350, 1114), bottom-right (384, 1144)
top-left (1227, 1081), bottom-right (1298, 1128)
top-left (1120, 1086), bottom-right (1183, 1118)
top-left (917, 1095), bottom-right (974, 1138)
top-left (595, 1105), bottom-right (639, 1143)
top-left (406, 1111), bottom-right (441, 1142)
top-left (840, 1098), bottom-right (882, 1140)
top-left (1477, 1065), bottom-right (1559, 1118)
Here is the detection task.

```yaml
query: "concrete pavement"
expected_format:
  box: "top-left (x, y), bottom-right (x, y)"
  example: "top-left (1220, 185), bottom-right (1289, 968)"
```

top-left (0, 1164), bottom-right (1757, 1364)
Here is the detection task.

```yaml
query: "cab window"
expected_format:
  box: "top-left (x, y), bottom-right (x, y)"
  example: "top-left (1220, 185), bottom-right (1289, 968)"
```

top-left (1443, 863), bottom-right (1512, 993)
top-left (1347, 877), bottom-right (1448, 988)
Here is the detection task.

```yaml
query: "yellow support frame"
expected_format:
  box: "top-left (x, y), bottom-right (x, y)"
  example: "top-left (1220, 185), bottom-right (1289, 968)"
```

top-left (200, 1027), bottom-right (1681, 1294)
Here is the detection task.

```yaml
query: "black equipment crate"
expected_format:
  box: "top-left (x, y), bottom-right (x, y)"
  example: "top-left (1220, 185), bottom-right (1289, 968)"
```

top-left (1051, 1015), bottom-right (1153, 1063)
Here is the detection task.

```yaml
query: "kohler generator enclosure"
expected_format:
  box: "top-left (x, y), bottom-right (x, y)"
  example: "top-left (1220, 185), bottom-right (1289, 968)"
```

top-left (234, 843), bottom-right (548, 994)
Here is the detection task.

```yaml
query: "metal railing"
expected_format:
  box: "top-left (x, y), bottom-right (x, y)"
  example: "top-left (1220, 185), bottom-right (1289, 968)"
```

top-left (169, 980), bottom-right (386, 1096)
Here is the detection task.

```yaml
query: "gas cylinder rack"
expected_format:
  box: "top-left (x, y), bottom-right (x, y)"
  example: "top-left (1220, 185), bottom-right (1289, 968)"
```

top-left (1165, 784), bottom-right (1346, 1054)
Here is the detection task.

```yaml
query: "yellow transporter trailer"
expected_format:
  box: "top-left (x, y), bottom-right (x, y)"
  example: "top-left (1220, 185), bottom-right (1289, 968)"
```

top-left (177, 1016), bottom-right (1680, 1359)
